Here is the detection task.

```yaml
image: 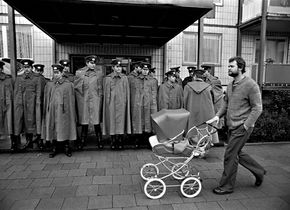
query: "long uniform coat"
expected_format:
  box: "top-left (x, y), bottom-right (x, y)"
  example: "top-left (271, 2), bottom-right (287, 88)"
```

top-left (205, 74), bottom-right (224, 128)
top-left (138, 75), bottom-right (158, 133)
top-left (14, 71), bottom-right (42, 135)
top-left (128, 71), bottom-right (140, 134)
top-left (41, 78), bottom-right (77, 141)
top-left (184, 79), bottom-right (219, 143)
top-left (63, 71), bottom-right (75, 83)
top-left (158, 81), bottom-right (183, 111)
top-left (74, 67), bottom-right (103, 125)
top-left (102, 72), bottom-right (131, 135)
top-left (0, 73), bottom-right (13, 135)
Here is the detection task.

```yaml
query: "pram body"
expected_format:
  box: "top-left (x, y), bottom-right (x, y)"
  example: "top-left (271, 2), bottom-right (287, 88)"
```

top-left (140, 109), bottom-right (215, 199)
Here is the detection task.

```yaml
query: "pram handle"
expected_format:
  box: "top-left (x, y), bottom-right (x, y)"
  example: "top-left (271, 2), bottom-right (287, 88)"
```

top-left (185, 122), bottom-right (219, 138)
top-left (161, 129), bottom-right (185, 145)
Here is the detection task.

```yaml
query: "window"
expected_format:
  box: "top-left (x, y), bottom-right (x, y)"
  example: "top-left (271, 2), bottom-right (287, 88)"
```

top-left (0, 25), bottom-right (32, 59)
top-left (213, 0), bottom-right (223, 6)
top-left (255, 38), bottom-right (287, 64)
top-left (183, 32), bottom-right (222, 65)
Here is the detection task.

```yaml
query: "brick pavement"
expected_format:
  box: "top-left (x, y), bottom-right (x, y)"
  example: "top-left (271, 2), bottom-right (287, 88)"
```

top-left (0, 144), bottom-right (290, 210)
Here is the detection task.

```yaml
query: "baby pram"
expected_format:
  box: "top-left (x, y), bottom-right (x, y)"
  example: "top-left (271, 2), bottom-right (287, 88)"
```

top-left (140, 109), bottom-right (216, 199)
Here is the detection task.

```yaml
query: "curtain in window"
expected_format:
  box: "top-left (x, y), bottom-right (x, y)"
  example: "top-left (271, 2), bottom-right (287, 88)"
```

top-left (203, 34), bottom-right (220, 64)
top-left (255, 39), bottom-right (285, 64)
top-left (16, 26), bottom-right (32, 58)
top-left (183, 33), bottom-right (197, 63)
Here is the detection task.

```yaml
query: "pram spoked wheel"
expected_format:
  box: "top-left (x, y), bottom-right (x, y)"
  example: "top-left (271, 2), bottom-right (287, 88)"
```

top-left (140, 163), bottom-right (159, 181)
top-left (180, 177), bottom-right (202, 198)
top-left (144, 178), bottom-right (166, 199)
top-left (171, 163), bottom-right (190, 180)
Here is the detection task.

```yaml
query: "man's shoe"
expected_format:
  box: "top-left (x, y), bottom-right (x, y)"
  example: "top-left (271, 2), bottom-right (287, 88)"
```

top-left (212, 187), bottom-right (233, 195)
top-left (255, 170), bottom-right (267, 187)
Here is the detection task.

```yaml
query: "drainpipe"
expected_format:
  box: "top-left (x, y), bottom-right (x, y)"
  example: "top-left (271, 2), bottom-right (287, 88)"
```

top-left (197, 17), bottom-right (204, 68)
top-left (162, 43), bottom-right (167, 83)
top-left (8, 5), bottom-right (17, 82)
top-left (237, 0), bottom-right (243, 56)
top-left (258, 0), bottom-right (268, 87)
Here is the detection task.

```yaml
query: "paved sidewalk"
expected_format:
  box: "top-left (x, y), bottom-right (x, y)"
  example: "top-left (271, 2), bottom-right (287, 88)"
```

top-left (0, 144), bottom-right (290, 210)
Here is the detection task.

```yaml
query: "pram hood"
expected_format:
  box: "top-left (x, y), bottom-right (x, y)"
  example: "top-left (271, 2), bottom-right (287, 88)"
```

top-left (151, 109), bottom-right (190, 143)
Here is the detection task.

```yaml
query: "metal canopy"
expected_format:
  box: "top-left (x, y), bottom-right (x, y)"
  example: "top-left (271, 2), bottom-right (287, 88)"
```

top-left (4, 0), bottom-right (213, 46)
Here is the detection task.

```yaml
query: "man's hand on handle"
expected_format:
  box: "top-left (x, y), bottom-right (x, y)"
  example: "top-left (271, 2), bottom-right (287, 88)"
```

top-left (206, 116), bottom-right (220, 125)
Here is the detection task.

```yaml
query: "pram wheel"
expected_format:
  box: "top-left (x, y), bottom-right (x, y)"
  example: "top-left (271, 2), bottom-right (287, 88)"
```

top-left (140, 163), bottom-right (159, 181)
top-left (172, 163), bottom-right (189, 180)
top-left (180, 177), bottom-right (202, 198)
top-left (144, 178), bottom-right (166, 199)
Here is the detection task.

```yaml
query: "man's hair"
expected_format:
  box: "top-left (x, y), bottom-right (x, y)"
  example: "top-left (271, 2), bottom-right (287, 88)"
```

top-left (229, 56), bottom-right (246, 73)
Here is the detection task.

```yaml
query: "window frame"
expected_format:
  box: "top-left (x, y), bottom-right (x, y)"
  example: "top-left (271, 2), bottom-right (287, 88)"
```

top-left (254, 37), bottom-right (288, 64)
top-left (182, 32), bottom-right (222, 66)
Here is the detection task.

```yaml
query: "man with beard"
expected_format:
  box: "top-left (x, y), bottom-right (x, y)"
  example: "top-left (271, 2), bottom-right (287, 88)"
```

top-left (103, 59), bottom-right (131, 149)
top-left (158, 70), bottom-right (183, 111)
top-left (207, 56), bottom-right (265, 195)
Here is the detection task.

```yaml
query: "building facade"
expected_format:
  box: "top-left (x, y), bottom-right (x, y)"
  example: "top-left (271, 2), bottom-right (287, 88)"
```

top-left (0, 0), bottom-right (289, 85)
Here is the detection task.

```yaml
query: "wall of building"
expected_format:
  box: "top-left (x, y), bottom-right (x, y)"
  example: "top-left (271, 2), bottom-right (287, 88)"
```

top-left (56, 43), bottom-right (164, 82)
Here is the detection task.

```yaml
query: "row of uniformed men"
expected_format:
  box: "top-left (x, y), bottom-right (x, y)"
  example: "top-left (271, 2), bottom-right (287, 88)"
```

top-left (0, 56), bottom-right (223, 157)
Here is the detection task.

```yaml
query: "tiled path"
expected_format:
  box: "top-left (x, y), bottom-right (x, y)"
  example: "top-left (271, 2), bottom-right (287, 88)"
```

top-left (0, 144), bottom-right (290, 210)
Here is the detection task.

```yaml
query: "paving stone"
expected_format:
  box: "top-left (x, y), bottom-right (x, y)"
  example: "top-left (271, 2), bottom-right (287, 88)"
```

top-left (76, 184), bottom-right (99, 196)
top-left (68, 169), bottom-right (87, 177)
top-left (4, 188), bottom-right (33, 200)
top-left (51, 177), bottom-right (74, 187)
top-left (159, 192), bottom-right (183, 204)
top-left (62, 196), bottom-right (88, 210)
top-left (86, 168), bottom-right (105, 176)
top-left (0, 171), bottom-right (13, 179)
top-left (113, 194), bottom-right (136, 208)
top-left (72, 176), bottom-right (93, 186)
top-left (28, 171), bottom-right (50, 179)
top-left (30, 178), bottom-right (53, 187)
top-left (88, 195), bottom-right (112, 209)
top-left (61, 163), bottom-right (80, 170)
top-left (218, 200), bottom-right (247, 210)
top-left (43, 164), bottom-right (63, 171)
top-left (26, 164), bottom-right (46, 171)
top-left (75, 157), bottom-right (91, 163)
top-left (7, 179), bottom-right (33, 189)
top-left (0, 198), bottom-right (16, 210)
top-left (49, 170), bottom-right (69, 178)
top-left (93, 175), bottom-right (112, 184)
top-left (6, 165), bottom-right (27, 173)
top-left (59, 157), bottom-right (76, 164)
top-left (98, 184), bottom-right (119, 195)
top-left (195, 201), bottom-right (222, 210)
top-left (9, 198), bottom-right (39, 210)
top-left (106, 168), bottom-right (123, 175)
top-left (0, 179), bottom-right (12, 189)
top-left (96, 162), bottom-right (113, 168)
top-left (172, 203), bottom-right (198, 210)
top-left (79, 162), bottom-right (96, 169)
top-left (135, 193), bottom-right (160, 206)
top-left (42, 158), bottom-right (60, 164)
top-left (113, 175), bottom-right (132, 184)
top-left (123, 207), bottom-right (148, 210)
top-left (28, 187), bottom-right (55, 199)
top-left (113, 161), bottom-right (130, 168)
top-left (120, 184), bottom-right (142, 195)
top-left (52, 186), bottom-right (77, 198)
top-left (8, 170), bottom-right (32, 179)
top-left (36, 198), bottom-right (64, 210)
top-left (148, 204), bottom-right (174, 210)
top-left (239, 197), bottom-right (290, 210)
top-left (123, 167), bottom-right (139, 175)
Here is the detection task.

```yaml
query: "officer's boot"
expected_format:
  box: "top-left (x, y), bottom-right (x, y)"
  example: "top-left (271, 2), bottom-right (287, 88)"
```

top-left (10, 135), bottom-right (17, 152)
top-left (36, 134), bottom-right (44, 150)
top-left (78, 125), bottom-right (88, 150)
top-left (64, 141), bottom-right (72, 157)
top-left (110, 135), bottom-right (116, 150)
top-left (94, 124), bottom-right (103, 149)
top-left (49, 141), bottom-right (57, 158)
top-left (118, 135), bottom-right (123, 150)
top-left (24, 133), bottom-right (34, 149)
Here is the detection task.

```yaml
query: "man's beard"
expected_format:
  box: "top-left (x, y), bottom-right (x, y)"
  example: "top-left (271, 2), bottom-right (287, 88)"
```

top-left (228, 71), bottom-right (239, 77)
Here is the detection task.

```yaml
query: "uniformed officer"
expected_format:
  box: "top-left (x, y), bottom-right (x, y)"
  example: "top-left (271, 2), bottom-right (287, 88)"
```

top-left (59, 59), bottom-right (75, 82)
top-left (182, 66), bottom-right (196, 88)
top-left (158, 70), bottom-right (183, 111)
top-left (0, 60), bottom-right (14, 151)
top-left (42, 64), bottom-right (77, 158)
top-left (74, 55), bottom-right (103, 149)
top-left (14, 59), bottom-right (42, 150)
top-left (103, 59), bottom-right (131, 149)
top-left (170, 66), bottom-right (183, 86)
